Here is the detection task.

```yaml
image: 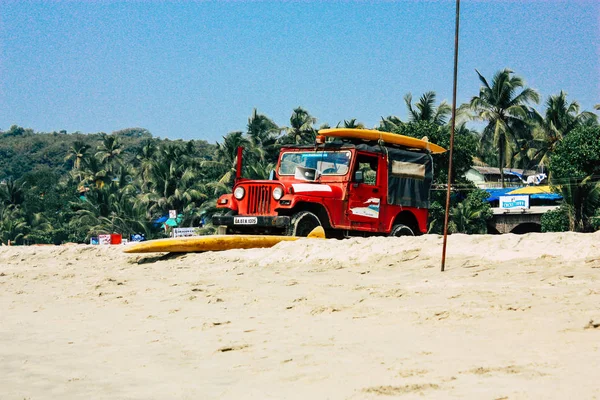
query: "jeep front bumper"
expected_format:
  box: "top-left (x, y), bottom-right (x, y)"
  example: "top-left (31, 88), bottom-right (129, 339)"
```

top-left (212, 215), bottom-right (291, 229)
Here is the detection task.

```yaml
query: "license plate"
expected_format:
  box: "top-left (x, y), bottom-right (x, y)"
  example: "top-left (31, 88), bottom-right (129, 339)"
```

top-left (234, 216), bottom-right (258, 225)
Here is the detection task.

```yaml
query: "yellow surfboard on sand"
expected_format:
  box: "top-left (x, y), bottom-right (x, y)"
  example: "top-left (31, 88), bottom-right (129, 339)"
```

top-left (319, 128), bottom-right (446, 154)
top-left (123, 227), bottom-right (325, 254)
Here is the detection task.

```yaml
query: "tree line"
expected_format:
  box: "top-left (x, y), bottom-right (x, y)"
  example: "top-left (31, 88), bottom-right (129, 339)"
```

top-left (1, 68), bottom-right (599, 244)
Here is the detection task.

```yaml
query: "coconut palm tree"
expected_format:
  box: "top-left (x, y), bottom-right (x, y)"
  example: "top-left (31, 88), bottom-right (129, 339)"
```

top-left (76, 156), bottom-right (109, 189)
top-left (0, 178), bottom-right (25, 207)
top-left (336, 119), bottom-right (365, 129)
top-left (135, 139), bottom-right (158, 190)
top-left (65, 140), bottom-right (91, 170)
top-left (280, 107), bottom-right (317, 145)
top-left (379, 116), bottom-right (404, 132)
top-left (465, 69), bottom-right (540, 187)
top-left (247, 109), bottom-right (281, 163)
top-left (247, 109), bottom-right (280, 146)
top-left (96, 134), bottom-right (123, 172)
top-left (140, 144), bottom-right (208, 216)
top-left (202, 131), bottom-right (252, 190)
top-left (558, 175), bottom-right (600, 232)
top-left (0, 207), bottom-right (28, 245)
top-left (404, 91), bottom-right (451, 125)
top-left (448, 189), bottom-right (493, 234)
top-left (529, 92), bottom-right (598, 167)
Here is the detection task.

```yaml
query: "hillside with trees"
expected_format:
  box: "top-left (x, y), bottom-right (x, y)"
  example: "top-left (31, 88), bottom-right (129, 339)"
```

top-left (1, 68), bottom-right (599, 244)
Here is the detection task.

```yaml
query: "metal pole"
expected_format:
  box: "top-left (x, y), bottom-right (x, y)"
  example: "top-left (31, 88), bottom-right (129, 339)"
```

top-left (441, 0), bottom-right (461, 272)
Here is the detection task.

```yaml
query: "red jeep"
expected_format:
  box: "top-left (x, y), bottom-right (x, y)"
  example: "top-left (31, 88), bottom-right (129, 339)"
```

top-left (213, 133), bottom-right (437, 237)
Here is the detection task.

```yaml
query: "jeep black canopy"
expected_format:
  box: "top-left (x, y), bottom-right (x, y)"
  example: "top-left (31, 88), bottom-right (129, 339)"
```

top-left (356, 143), bottom-right (434, 208)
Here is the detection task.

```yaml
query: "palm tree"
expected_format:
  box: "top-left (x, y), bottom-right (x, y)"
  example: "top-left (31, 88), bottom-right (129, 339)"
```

top-left (202, 131), bottom-right (252, 190)
top-left (465, 69), bottom-right (540, 187)
top-left (0, 178), bottom-right (25, 207)
top-left (76, 156), bottom-right (109, 189)
top-left (379, 116), bottom-right (404, 131)
top-left (404, 91), bottom-right (451, 125)
top-left (558, 175), bottom-right (600, 232)
top-left (529, 92), bottom-right (598, 167)
top-left (65, 140), bottom-right (91, 170)
top-left (448, 189), bottom-right (493, 234)
top-left (141, 144), bottom-right (208, 215)
top-left (247, 109), bottom-right (280, 146)
top-left (134, 139), bottom-right (158, 191)
top-left (247, 109), bottom-right (281, 163)
top-left (23, 212), bottom-right (53, 244)
top-left (0, 207), bottom-right (28, 245)
top-left (280, 107), bottom-right (317, 145)
top-left (336, 119), bottom-right (365, 129)
top-left (96, 134), bottom-right (123, 172)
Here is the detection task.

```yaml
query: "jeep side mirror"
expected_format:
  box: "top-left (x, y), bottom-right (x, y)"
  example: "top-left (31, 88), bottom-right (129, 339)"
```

top-left (268, 170), bottom-right (276, 180)
top-left (354, 170), bottom-right (364, 183)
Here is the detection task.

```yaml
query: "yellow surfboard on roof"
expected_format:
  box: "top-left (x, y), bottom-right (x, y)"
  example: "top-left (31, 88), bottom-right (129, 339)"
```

top-left (318, 128), bottom-right (446, 154)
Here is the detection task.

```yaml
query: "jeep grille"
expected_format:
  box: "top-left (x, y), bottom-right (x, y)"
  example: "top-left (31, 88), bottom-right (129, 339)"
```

top-left (247, 185), bottom-right (272, 215)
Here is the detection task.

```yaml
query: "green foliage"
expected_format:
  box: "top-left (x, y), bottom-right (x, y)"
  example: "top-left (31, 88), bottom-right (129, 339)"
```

top-left (392, 121), bottom-right (477, 185)
top-left (549, 125), bottom-right (600, 180)
top-left (529, 91), bottom-right (598, 169)
top-left (425, 195), bottom-right (446, 235)
top-left (425, 187), bottom-right (493, 235)
top-left (541, 207), bottom-right (570, 232)
top-left (464, 69), bottom-right (539, 186)
top-left (448, 189), bottom-right (493, 234)
top-left (404, 91), bottom-right (451, 125)
top-left (0, 207), bottom-right (28, 245)
top-left (279, 107), bottom-right (317, 145)
top-left (549, 125), bottom-right (600, 232)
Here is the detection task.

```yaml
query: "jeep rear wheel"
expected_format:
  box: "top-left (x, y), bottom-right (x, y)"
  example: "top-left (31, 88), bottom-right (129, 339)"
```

top-left (287, 211), bottom-right (322, 237)
top-left (389, 223), bottom-right (414, 237)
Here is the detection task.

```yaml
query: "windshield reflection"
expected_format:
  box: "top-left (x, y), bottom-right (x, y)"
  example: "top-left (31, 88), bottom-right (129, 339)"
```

top-left (279, 151), bottom-right (352, 176)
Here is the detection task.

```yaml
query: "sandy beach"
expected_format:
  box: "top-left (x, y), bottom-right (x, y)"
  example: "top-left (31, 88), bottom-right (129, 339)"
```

top-left (1, 232), bottom-right (599, 399)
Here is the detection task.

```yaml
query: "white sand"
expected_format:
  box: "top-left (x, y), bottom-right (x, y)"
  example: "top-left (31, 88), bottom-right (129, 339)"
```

top-left (1, 232), bottom-right (600, 399)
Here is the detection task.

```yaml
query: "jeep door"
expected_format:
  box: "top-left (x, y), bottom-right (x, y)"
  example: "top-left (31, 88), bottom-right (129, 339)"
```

top-left (346, 153), bottom-right (382, 231)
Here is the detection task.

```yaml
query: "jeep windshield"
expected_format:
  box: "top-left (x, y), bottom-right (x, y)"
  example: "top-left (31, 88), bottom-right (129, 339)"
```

top-left (279, 151), bottom-right (352, 176)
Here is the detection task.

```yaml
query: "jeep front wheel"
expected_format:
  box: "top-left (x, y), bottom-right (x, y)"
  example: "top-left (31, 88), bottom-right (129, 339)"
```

top-left (389, 223), bottom-right (414, 237)
top-left (287, 211), bottom-right (322, 237)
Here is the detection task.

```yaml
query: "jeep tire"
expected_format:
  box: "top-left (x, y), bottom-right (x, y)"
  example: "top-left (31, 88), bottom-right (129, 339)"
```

top-left (389, 223), bottom-right (414, 237)
top-left (287, 211), bottom-right (322, 237)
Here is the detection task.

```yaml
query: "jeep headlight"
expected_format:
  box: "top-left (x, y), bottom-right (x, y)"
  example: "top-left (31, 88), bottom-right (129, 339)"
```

top-left (273, 187), bottom-right (284, 200)
top-left (234, 187), bottom-right (245, 200)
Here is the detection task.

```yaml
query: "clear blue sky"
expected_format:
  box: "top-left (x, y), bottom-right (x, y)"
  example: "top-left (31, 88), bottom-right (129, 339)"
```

top-left (1, 1), bottom-right (598, 143)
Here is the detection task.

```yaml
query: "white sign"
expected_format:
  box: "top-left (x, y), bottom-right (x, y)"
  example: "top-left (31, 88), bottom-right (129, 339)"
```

top-left (499, 195), bottom-right (529, 210)
top-left (169, 209), bottom-right (177, 219)
top-left (172, 227), bottom-right (199, 238)
top-left (98, 234), bottom-right (112, 245)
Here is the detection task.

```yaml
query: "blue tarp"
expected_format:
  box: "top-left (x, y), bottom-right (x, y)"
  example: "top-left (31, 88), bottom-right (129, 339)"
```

top-left (484, 188), bottom-right (514, 202)
top-left (483, 188), bottom-right (562, 202)
top-left (154, 215), bottom-right (168, 224)
top-left (153, 214), bottom-right (183, 227)
top-left (529, 193), bottom-right (562, 200)
top-left (503, 170), bottom-right (524, 178)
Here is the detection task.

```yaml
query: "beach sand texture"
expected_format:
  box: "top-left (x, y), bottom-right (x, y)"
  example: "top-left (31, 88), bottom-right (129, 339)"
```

top-left (1, 232), bottom-right (600, 399)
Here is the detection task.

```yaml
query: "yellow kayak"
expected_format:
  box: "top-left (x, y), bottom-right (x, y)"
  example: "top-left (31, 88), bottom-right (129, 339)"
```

top-left (319, 128), bottom-right (446, 154)
top-left (123, 226), bottom-right (325, 253)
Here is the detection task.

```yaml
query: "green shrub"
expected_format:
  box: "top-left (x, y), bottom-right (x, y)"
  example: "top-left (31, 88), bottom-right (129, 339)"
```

top-left (541, 207), bottom-right (570, 232)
